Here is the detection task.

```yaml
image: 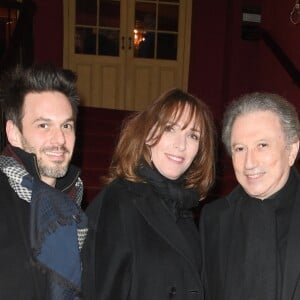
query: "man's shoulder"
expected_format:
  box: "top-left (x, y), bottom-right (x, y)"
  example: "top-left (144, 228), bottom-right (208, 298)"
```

top-left (0, 169), bottom-right (7, 179)
top-left (202, 185), bottom-right (241, 215)
top-left (0, 170), bottom-right (28, 231)
top-left (0, 170), bottom-right (12, 192)
top-left (0, 170), bottom-right (22, 206)
top-left (202, 198), bottom-right (229, 219)
top-left (205, 197), bottom-right (228, 210)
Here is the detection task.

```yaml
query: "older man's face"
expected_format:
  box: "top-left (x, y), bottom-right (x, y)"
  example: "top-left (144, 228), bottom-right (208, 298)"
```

top-left (230, 110), bottom-right (299, 200)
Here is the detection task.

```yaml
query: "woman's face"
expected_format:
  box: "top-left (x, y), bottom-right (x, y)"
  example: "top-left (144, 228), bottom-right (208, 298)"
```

top-left (147, 106), bottom-right (200, 180)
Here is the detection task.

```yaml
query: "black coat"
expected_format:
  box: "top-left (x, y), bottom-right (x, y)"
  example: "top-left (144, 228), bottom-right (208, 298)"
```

top-left (82, 178), bottom-right (203, 300)
top-left (0, 171), bottom-right (48, 299)
top-left (0, 146), bottom-right (83, 299)
top-left (199, 168), bottom-right (300, 300)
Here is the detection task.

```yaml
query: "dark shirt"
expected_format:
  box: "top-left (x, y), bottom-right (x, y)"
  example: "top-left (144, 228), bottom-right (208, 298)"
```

top-left (262, 170), bottom-right (297, 298)
top-left (238, 170), bottom-right (297, 299)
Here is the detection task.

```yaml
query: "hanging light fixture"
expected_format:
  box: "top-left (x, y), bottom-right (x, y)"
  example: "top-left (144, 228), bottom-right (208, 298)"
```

top-left (290, 0), bottom-right (300, 25)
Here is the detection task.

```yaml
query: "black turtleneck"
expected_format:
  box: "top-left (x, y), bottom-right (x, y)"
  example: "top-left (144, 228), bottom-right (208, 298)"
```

top-left (262, 168), bottom-right (297, 298)
top-left (137, 162), bottom-right (202, 272)
top-left (237, 167), bottom-right (298, 300)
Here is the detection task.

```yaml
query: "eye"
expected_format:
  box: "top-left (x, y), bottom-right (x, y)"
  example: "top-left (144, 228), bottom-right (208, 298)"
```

top-left (258, 142), bottom-right (268, 149)
top-left (164, 124), bottom-right (175, 132)
top-left (189, 133), bottom-right (200, 141)
top-left (63, 122), bottom-right (74, 130)
top-left (233, 145), bottom-right (245, 153)
top-left (38, 123), bottom-right (48, 129)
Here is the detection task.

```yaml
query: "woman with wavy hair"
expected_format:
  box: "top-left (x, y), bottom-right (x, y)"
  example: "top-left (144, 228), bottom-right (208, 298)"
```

top-left (82, 88), bottom-right (216, 300)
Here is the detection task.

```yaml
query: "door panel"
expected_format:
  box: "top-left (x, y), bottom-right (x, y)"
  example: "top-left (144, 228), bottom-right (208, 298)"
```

top-left (64, 0), bottom-right (192, 110)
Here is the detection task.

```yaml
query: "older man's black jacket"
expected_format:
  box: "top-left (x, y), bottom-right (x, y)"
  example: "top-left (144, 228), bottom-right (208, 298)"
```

top-left (199, 167), bottom-right (300, 300)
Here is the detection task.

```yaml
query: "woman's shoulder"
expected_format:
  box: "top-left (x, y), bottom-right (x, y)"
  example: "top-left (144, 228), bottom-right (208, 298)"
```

top-left (102, 177), bottom-right (142, 198)
top-left (85, 178), bottom-right (150, 229)
top-left (103, 177), bottom-right (153, 197)
top-left (86, 178), bottom-right (146, 213)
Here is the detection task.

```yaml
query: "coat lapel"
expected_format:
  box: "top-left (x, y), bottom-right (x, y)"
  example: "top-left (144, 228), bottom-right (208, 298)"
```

top-left (219, 206), bottom-right (235, 279)
top-left (130, 183), bottom-right (201, 283)
top-left (219, 193), bottom-right (242, 300)
top-left (216, 187), bottom-right (243, 281)
top-left (281, 181), bottom-right (300, 300)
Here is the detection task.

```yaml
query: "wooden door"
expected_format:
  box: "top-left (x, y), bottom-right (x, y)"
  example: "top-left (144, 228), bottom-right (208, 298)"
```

top-left (63, 0), bottom-right (192, 111)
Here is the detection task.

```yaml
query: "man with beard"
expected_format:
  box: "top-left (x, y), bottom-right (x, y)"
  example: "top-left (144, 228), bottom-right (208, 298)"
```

top-left (0, 65), bottom-right (88, 299)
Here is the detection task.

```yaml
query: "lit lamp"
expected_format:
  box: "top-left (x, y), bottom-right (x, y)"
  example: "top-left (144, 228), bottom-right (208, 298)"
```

top-left (290, 0), bottom-right (300, 25)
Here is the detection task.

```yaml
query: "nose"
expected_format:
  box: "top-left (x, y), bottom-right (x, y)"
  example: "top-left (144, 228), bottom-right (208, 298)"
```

top-left (173, 133), bottom-right (186, 151)
top-left (50, 127), bottom-right (66, 145)
top-left (244, 148), bottom-right (256, 169)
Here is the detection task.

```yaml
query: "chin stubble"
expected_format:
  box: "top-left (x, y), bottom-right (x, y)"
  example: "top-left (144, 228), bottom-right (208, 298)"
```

top-left (20, 136), bottom-right (71, 179)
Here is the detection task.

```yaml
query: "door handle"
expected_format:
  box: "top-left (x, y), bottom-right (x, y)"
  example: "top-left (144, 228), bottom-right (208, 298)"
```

top-left (128, 37), bottom-right (132, 50)
top-left (121, 36), bottom-right (125, 49)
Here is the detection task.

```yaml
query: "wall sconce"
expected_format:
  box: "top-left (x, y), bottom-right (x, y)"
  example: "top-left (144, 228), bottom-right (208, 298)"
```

top-left (290, 0), bottom-right (300, 25)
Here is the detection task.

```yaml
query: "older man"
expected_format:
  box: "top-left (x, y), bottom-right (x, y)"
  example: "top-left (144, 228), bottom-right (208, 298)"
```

top-left (200, 92), bottom-right (300, 300)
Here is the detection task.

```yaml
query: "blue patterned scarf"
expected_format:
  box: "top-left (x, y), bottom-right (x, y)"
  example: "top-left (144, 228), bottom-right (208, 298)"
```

top-left (0, 146), bottom-right (88, 299)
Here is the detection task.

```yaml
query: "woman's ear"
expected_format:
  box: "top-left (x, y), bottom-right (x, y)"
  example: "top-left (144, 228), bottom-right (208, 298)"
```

top-left (145, 134), bottom-right (154, 146)
top-left (6, 120), bottom-right (22, 147)
top-left (145, 125), bottom-right (158, 146)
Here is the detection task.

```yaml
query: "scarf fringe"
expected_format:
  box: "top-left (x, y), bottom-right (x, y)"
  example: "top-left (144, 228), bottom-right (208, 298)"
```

top-left (32, 215), bottom-right (77, 256)
top-left (33, 259), bottom-right (81, 294)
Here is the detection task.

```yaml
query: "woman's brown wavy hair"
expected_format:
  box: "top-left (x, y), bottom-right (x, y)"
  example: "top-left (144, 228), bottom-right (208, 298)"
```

top-left (105, 88), bottom-right (216, 199)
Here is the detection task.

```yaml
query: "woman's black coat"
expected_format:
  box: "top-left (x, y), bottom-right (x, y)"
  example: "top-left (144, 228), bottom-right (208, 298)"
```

top-left (82, 178), bottom-right (203, 300)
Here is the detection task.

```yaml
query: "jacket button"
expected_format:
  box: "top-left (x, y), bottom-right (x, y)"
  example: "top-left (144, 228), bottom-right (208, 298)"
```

top-left (169, 286), bottom-right (176, 296)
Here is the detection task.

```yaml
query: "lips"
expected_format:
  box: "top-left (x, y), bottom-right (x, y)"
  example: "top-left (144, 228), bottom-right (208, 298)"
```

top-left (166, 153), bottom-right (184, 163)
top-left (247, 174), bottom-right (259, 178)
top-left (45, 151), bottom-right (65, 156)
top-left (244, 171), bottom-right (265, 181)
top-left (44, 150), bottom-right (68, 162)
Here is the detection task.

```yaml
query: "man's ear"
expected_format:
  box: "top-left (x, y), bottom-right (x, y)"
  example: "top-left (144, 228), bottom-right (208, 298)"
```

top-left (6, 120), bottom-right (22, 147)
top-left (288, 140), bottom-right (300, 166)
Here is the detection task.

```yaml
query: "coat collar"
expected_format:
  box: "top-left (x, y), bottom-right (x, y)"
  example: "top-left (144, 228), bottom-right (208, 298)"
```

top-left (4, 145), bottom-right (81, 193)
top-left (127, 181), bottom-right (201, 284)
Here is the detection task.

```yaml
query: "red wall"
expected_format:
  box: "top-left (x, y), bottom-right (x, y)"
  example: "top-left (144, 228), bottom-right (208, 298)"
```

top-left (257, 0), bottom-right (300, 109)
top-left (188, 0), bottom-right (229, 124)
top-left (189, 0), bottom-right (300, 121)
top-left (34, 0), bottom-right (63, 67)
top-left (189, 0), bottom-right (264, 124)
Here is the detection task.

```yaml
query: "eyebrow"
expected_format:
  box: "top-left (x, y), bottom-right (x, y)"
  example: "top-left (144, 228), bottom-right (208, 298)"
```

top-left (231, 143), bottom-right (240, 148)
top-left (32, 117), bottom-right (75, 124)
top-left (166, 120), bottom-right (200, 131)
top-left (190, 128), bottom-right (200, 132)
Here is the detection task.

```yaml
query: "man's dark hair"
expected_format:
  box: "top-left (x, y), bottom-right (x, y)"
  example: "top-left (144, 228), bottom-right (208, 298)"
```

top-left (0, 64), bottom-right (80, 131)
